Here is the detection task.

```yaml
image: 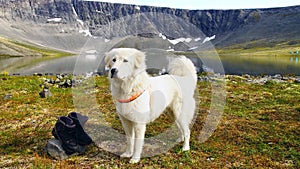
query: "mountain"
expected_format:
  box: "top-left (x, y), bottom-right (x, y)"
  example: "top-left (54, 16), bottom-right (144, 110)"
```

top-left (0, 0), bottom-right (300, 52)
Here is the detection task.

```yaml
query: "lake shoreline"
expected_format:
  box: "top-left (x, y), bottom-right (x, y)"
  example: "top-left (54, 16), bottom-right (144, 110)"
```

top-left (199, 73), bottom-right (300, 84)
top-left (3, 72), bottom-right (300, 85)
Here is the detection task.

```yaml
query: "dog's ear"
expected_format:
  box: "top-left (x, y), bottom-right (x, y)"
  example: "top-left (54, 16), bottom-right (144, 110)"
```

top-left (134, 51), bottom-right (146, 68)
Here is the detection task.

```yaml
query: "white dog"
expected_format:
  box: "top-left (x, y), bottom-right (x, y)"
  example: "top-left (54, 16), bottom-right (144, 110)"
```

top-left (105, 48), bottom-right (197, 163)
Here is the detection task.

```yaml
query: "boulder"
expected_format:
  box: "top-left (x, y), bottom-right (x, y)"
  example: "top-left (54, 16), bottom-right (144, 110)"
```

top-left (46, 138), bottom-right (70, 160)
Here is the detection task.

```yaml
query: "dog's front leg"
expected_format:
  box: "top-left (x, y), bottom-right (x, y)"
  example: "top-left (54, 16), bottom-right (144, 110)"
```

top-left (130, 123), bottom-right (146, 164)
top-left (119, 116), bottom-right (134, 158)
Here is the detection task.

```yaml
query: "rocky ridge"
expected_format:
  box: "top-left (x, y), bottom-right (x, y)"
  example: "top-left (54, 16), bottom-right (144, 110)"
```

top-left (0, 0), bottom-right (299, 49)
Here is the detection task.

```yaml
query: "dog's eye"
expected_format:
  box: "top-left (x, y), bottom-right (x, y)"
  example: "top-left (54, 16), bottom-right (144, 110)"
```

top-left (123, 59), bottom-right (128, 62)
top-left (112, 58), bottom-right (116, 62)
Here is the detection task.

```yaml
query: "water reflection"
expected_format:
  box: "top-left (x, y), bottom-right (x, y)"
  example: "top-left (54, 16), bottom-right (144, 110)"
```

top-left (0, 57), bottom-right (22, 70)
top-left (289, 57), bottom-right (299, 64)
top-left (3, 54), bottom-right (300, 75)
top-left (219, 55), bottom-right (300, 75)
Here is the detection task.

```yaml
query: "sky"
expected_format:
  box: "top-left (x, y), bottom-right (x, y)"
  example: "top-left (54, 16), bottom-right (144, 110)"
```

top-left (88, 0), bottom-right (300, 10)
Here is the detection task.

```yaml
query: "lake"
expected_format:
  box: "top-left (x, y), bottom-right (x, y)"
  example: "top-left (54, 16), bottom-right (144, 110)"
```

top-left (220, 55), bottom-right (300, 75)
top-left (1, 54), bottom-right (300, 76)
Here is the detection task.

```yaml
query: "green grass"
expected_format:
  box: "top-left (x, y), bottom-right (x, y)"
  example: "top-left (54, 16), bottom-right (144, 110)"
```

top-left (172, 40), bottom-right (300, 60)
top-left (0, 75), bottom-right (299, 168)
top-left (10, 40), bottom-right (72, 58)
top-left (217, 40), bottom-right (300, 57)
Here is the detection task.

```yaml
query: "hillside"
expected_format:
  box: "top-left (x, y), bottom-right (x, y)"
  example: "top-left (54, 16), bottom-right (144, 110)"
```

top-left (0, 1), bottom-right (299, 51)
top-left (0, 37), bottom-right (72, 72)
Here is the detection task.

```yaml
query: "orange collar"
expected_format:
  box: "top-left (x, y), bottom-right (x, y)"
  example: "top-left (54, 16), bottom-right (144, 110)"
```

top-left (117, 90), bottom-right (145, 103)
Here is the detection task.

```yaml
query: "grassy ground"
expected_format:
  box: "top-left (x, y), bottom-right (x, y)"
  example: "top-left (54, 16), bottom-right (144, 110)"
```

top-left (0, 75), bottom-right (299, 168)
top-left (217, 40), bottom-right (300, 57)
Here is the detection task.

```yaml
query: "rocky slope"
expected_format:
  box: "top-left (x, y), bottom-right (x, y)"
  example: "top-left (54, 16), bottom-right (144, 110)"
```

top-left (0, 0), bottom-right (299, 50)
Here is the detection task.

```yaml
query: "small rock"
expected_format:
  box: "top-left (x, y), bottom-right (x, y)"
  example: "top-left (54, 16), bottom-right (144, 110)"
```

top-left (282, 76), bottom-right (289, 81)
top-left (46, 138), bottom-right (70, 160)
top-left (243, 74), bottom-right (251, 79)
top-left (273, 74), bottom-right (282, 80)
top-left (46, 73), bottom-right (55, 76)
top-left (207, 157), bottom-right (215, 161)
top-left (33, 73), bottom-right (43, 76)
top-left (253, 76), bottom-right (272, 84)
top-left (56, 74), bottom-right (63, 80)
top-left (271, 79), bottom-right (284, 83)
top-left (66, 79), bottom-right (72, 86)
top-left (2, 94), bottom-right (12, 100)
top-left (59, 80), bottom-right (72, 88)
top-left (246, 78), bottom-right (253, 83)
top-left (55, 78), bottom-right (61, 84)
top-left (49, 79), bottom-right (55, 84)
top-left (39, 88), bottom-right (52, 98)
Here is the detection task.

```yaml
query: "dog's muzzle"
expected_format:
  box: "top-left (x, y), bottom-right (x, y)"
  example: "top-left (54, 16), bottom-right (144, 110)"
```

top-left (110, 68), bottom-right (118, 78)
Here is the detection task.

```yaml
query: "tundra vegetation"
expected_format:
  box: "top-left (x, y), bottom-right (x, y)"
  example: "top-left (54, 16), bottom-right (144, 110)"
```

top-left (0, 73), bottom-right (299, 168)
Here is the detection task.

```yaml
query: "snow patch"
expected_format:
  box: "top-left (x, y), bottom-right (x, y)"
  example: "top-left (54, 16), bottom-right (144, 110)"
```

top-left (79, 30), bottom-right (92, 37)
top-left (157, 34), bottom-right (194, 45)
top-left (202, 35), bottom-right (216, 43)
top-left (168, 37), bottom-right (192, 45)
top-left (76, 19), bottom-right (84, 26)
top-left (166, 48), bottom-right (175, 52)
top-left (72, 4), bottom-right (84, 26)
top-left (71, 5), bottom-right (78, 17)
top-left (159, 33), bottom-right (166, 40)
top-left (47, 18), bottom-right (62, 23)
top-left (189, 46), bottom-right (198, 50)
top-left (135, 6), bottom-right (140, 10)
top-left (194, 37), bottom-right (201, 42)
top-left (185, 38), bottom-right (192, 43)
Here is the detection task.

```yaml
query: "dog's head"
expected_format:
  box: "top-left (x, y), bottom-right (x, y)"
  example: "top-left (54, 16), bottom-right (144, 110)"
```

top-left (105, 48), bottom-right (146, 79)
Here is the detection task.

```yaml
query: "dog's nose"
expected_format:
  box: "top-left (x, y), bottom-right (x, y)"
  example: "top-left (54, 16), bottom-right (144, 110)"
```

top-left (110, 68), bottom-right (118, 78)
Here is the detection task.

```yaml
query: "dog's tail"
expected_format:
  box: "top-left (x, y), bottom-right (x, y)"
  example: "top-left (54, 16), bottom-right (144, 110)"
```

top-left (168, 56), bottom-right (197, 85)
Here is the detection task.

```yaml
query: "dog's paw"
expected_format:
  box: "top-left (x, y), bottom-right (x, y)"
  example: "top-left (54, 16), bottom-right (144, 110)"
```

top-left (129, 157), bottom-right (140, 164)
top-left (120, 152), bottom-right (133, 158)
top-left (182, 145), bottom-right (190, 151)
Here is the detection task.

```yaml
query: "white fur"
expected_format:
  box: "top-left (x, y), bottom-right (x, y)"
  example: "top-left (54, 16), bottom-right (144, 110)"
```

top-left (105, 48), bottom-right (197, 163)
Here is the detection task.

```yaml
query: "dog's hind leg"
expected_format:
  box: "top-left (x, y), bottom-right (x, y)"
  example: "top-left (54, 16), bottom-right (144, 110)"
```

top-left (176, 119), bottom-right (190, 151)
top-left (119, 116), bottom-right (134, 158)
top-left (174, 98), bottom-right (195, 151)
